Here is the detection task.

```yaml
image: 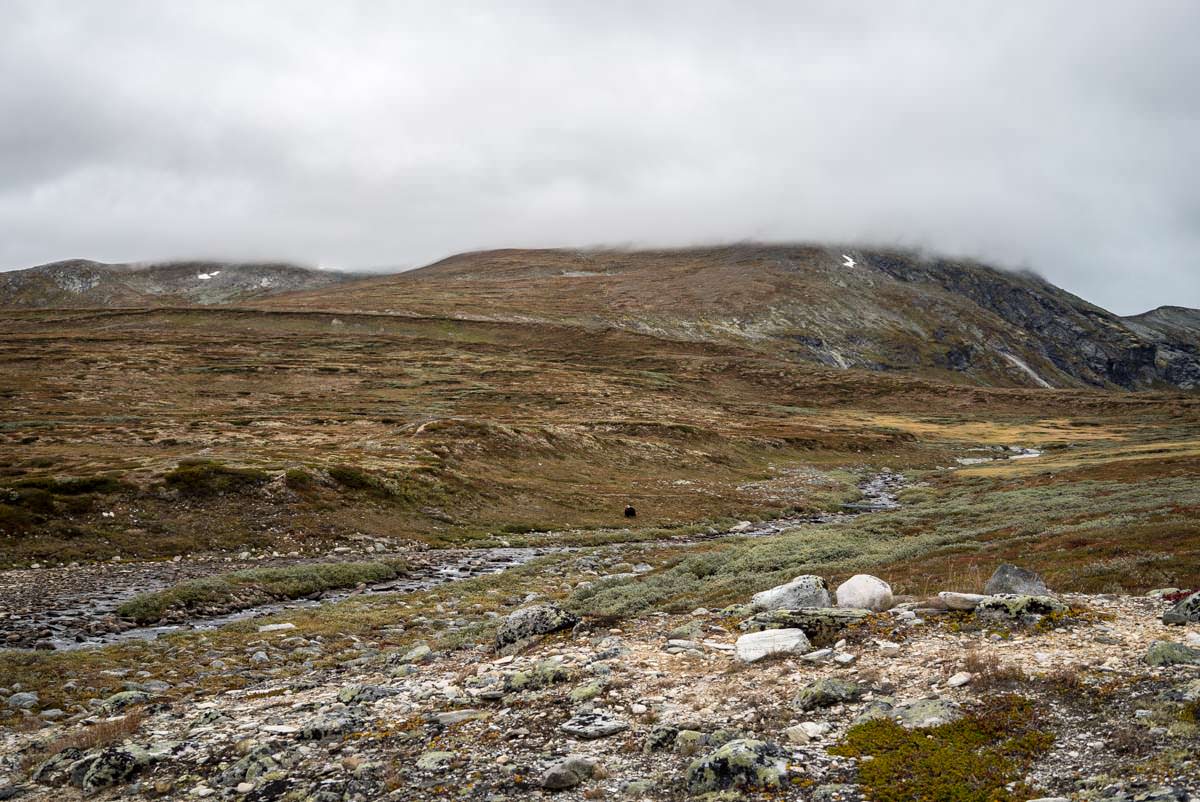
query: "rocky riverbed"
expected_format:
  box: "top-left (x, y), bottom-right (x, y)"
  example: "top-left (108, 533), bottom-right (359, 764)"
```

top-left (0, 471), bottom-right (910, 651)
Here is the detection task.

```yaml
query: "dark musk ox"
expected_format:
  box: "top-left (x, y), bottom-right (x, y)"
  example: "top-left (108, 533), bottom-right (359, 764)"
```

top-left (624, 504), bottom-right (637, 518)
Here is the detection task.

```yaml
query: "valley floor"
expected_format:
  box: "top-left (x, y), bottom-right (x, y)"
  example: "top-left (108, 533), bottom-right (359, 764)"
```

top-left (1, 306), bottom-right (1199, 800)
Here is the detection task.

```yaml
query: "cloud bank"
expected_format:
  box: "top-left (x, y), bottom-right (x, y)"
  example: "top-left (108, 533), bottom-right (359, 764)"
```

top-left (1, 1), bottom-right (1197, 313)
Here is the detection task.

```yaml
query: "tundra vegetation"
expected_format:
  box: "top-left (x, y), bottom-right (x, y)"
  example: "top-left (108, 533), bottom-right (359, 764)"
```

top-left (0, 282), bottom-right (1198, 799)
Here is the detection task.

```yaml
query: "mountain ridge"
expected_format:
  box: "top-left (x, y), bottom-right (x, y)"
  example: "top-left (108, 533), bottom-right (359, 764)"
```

top-left (264, 244), bottom-right (1200, 391)
top-left (0, 259), bottom-right (366, 308)
top-left (3, 245), bottom-right (1198, 391)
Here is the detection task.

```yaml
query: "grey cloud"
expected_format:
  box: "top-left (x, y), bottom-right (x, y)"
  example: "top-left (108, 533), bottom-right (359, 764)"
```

top-left (0, 0), bottom-right (1197, 313)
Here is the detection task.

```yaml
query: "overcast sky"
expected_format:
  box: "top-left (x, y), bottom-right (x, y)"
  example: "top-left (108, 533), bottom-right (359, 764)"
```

top-left (1, 1), bottom-right (1197, 313)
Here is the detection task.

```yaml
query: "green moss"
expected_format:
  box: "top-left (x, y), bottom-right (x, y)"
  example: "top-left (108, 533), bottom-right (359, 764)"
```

top-left (163, 460), bottom-right (270, 497)
top-left (829, 695), bottom-right (1054, 802)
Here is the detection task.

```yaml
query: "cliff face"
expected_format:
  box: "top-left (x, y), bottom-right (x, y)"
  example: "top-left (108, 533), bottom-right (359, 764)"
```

top-left (1122, 306), bottom-right (1200, 390)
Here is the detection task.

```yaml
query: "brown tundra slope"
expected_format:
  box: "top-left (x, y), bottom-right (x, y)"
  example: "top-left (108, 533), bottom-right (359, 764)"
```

top-left (266, 244), bottom-right (1200, 391)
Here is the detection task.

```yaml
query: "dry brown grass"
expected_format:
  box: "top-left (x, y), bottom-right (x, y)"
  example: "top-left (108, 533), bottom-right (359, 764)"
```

top-left (20, 707), bottom-right (147, 771)
top-left (960, 651), bottom-right (1028, 692)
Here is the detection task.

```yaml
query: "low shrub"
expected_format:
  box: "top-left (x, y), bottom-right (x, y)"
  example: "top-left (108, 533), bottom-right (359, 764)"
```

top-left (163, 460), bottom-right (269, 497)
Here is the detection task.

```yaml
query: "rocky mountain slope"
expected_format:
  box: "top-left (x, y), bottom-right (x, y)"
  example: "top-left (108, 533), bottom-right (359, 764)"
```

top-left (0, 260), bottom-right (364, 308)
top-left (1123, 307), bottom-right (1200, 390)
top-left (270, 245), bottom-right (1200, 391)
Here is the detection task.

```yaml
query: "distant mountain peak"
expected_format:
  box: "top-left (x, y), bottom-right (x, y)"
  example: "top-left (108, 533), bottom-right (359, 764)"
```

top-left (0, 259), bottom-right (368, 309)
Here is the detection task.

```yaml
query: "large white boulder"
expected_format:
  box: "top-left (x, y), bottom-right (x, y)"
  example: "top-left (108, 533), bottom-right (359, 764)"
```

top-left (750, 575), bottom-right (830, 611)
top-left (835, 574), bottom-right (893, 612)
top-left (735, 628), bottom-right (811, 663)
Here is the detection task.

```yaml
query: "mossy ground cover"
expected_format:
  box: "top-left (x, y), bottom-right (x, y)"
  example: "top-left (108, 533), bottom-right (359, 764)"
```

top-left (830, 695), bottom-right (1054, 802)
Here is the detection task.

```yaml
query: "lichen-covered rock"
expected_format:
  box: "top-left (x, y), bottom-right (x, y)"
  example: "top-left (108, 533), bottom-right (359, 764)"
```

top-left (835, 574), bottom-right (894, 612)
top-left (393, 643), bottom-right (433, 665)
top-left (734, 628), bottom-right (811, 662)
top-left (643, 724), bottom-right (679, 752)
top-left (69, 744), bottom-right (162, 795)
top-left (1145, 640), bottom-right (1200, 667)
top-left (337, 683), bottom-right (401, 705)
top-left (495, 604), bottom-right (579, 648)
top-left (415, 751), bottom-right (455, 771)
top-left (675, 729), bottom-right (707, 755)
top-left (795, 677), bottom-right (863, 710)
top-left (975, 594), bottom-right (1067, 621)
top-left (503, 659), bottom-right (573, 692)
top-left (98, 690), bottom-right (150, 713)
top-left (570, 678), bottom-right (606, 702)
top-left (685, 738), bottom-right (788, 794)
top-left (31, 747), bottom-right (84, 785)
top-left (1162, 590), bottom-right (1200, 625)
top-left (300, 713), bottom-right (357, 741)
top-left (540, 755), bottom-right (597, 790)
top-left (217, 746), bottom-right (281, 787)
top-left (983, 563), bottom-right (1049, 596)
top-left (741, 607), bottom-right (871, 645)
top-left (891, 697), bottom-right (962, 728)
top-left (751, 575), bottom-right (830, 611)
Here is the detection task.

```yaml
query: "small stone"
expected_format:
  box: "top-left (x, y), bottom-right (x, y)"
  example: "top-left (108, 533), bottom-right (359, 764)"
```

top-left (877, 640), bottom-right (901, 657)
top-left (783, 721), bottom-right (831, 743)
top-left (540, 755), bottom-right (597, 790)
top-left (938, 592), bottom-right (990, 611)
top-left (6, 692), bottom-right (38, 710)
top-left (257, 623), bottom-right (295, 633)
top-left (833, 653), bottom-right (857, 667)
top-left (235, 782), bottom-right (254, 794)
top-left (431, 709), bottom-right (484, 726)
top-left (946, 672), bottom-right (972, 687)
top-left (416, 751), bottom-right (455, 772)
top-left (561, 710), bottom-right (629, 739)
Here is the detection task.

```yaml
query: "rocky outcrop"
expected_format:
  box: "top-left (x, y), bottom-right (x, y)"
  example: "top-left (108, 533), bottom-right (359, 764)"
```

top-left (495, 604), bottom-right (579, 648)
